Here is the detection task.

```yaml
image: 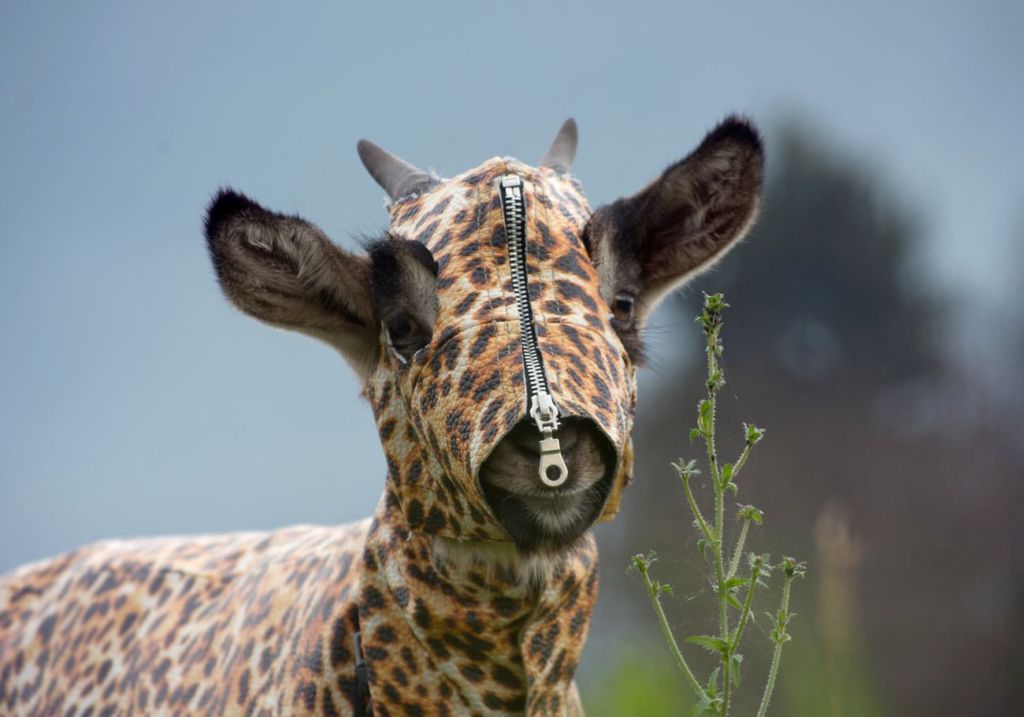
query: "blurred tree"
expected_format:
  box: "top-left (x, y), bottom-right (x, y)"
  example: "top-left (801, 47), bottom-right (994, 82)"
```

top-left (713, 120), bottom-right (940, 383)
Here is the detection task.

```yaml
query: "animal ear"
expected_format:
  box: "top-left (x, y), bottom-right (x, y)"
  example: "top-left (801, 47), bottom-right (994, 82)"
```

top-left (588, 117), bottom-right (764, 326)
top-left (204, 189), bottom-right (379, 376)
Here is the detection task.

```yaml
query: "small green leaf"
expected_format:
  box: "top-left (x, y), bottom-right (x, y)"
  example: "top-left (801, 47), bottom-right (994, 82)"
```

top-left (702, 292), bottom-right (729, 314)
top-left (697, 400), bottom-right (712, 434)
top-left (629, 551), bottom-right (656, 574)
top-left (727, 592), bottom-right (744, 611)
top-left (697, 538), bottom-right (709, 559)
top-left (743, 423), bottom-right (765, 445)
top-left (729, 653), bottom-right (743, 687)
top-left (723, 577), bottom-right (748, 591)
top-left (686, 635), bottom-right (729, 655)
top-left (737, 505), bottom-right (764, 524)
top-left (706, 667), bottom-right (721, 696)
top-left (689, 427), bottom-right (703, 441)
top-left (689, 693), bottom-right (713, 717)
top-left (673, 458), bottom-right (701, 479)
top-left (720, 463), bottom-right (736, 492)
top-left (781, 556), bottom-right (808, 579)
top-left (707, 369), bottom-right (725, 393)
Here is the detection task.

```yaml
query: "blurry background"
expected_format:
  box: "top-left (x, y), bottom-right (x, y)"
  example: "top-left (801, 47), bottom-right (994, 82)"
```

top-left (1, 1), bottom-right (1021, 714)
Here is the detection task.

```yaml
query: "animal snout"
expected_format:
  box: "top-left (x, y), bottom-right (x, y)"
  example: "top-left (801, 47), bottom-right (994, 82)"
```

top-left (505, 418), bottom-right (583, 456)
top-left (480, 416), bottom-right (616, 552)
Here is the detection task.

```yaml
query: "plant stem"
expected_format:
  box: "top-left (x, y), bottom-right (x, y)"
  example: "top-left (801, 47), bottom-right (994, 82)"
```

top-left (755, 574), bottom-right (795, 717)
top-left (705, 345), bottom-right (733, 715)
top-left (729, 561), bottom-right (761, 652)
top-left (705, 344), bottom-right (722, 491)
top-left (726, 519), bottom-right (751, 581)
top-left (730, 442), bottom-right (753, 483)
top-left (715, 515), bottom-right (730, 714)
top-left (636, 562), bottom-right (708, 701)
top-left (680, 475), bottom-right (716, 543)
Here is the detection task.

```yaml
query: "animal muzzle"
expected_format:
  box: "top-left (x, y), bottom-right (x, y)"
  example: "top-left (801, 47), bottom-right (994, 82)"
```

top-left (480, 417), bottom-right (617, 552)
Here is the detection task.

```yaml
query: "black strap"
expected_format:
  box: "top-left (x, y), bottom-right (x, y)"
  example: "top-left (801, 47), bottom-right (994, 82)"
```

top-left (353, 631), bottom-right (373, 716)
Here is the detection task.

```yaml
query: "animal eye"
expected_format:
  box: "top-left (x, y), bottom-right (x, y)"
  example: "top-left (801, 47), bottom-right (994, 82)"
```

top-left (612, 293), bottom-right (635, 324)
top-left (385, 315), bottom-right (430, 362)
top-left (386, 317), bottom-right (414, 340)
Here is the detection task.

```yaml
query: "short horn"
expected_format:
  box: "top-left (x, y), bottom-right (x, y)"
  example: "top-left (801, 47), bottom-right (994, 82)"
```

top-left (356, 140), bottom-right (436, 201)
top-left (539, 118), bottom-right (578, 173)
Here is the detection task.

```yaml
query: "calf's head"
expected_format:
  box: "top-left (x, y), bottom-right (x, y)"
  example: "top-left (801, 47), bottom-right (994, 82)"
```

top-left (205, 117), bottom-right (763, 556)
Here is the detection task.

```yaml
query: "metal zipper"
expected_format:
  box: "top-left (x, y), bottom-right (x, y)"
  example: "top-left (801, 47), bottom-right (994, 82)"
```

top-left (497, 174), bottom-right (568, 488)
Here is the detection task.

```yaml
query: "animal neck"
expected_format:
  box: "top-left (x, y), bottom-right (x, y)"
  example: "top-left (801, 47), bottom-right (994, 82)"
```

top-left (355, 486), bottom-right (599, 715)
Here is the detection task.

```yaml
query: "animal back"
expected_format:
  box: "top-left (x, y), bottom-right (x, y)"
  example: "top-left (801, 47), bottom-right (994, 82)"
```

top-left (0, 520), bottom-right (370, 716)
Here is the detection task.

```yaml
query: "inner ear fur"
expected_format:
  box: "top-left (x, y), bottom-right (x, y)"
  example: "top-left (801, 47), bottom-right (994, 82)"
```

top-left (588, 116), bottom-right (765, 325)
top-left (204, 189), bottom-right (378, 375)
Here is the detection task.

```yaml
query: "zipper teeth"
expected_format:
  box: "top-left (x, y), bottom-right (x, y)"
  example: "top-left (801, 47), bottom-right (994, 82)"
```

top-left (500, 176), bottom-right (550, 399)
top-left (499, 174), bottom-right (568, 487)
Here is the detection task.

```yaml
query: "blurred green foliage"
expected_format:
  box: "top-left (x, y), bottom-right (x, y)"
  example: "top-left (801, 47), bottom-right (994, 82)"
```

top-left (584, 647), bottom-right (690, 716)
top-left (584, 637), bottom-right (885, 717)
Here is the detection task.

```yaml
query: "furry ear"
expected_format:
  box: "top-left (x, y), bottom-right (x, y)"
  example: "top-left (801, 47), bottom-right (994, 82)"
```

top-left (588, 117), bottom-right (764, 330)
top-left (204, 189), bottom-right (378, 376)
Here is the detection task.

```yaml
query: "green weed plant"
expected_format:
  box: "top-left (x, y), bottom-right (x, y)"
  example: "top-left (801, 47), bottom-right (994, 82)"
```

top-left (631, 293), bottom-right (806, 717)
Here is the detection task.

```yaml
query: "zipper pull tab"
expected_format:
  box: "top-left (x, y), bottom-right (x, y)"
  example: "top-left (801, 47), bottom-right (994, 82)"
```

top-left (531, 391), bottom-right (568, 487)
top-left (539, 431), bottom-right (569, 487)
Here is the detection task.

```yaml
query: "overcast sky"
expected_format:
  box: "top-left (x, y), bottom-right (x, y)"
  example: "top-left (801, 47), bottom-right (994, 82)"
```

top-left (1, 0), bottom-right (1020, 571)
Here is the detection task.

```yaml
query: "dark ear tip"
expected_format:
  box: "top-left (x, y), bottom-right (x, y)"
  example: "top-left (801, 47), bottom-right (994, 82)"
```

top-left (204, 188), bottom-right (258, 244)
top-left (708, 115), bottom-right (764, 155)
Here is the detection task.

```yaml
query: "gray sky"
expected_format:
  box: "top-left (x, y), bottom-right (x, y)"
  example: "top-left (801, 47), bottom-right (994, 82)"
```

top-left (1, 0), bottom-right (1020, 571)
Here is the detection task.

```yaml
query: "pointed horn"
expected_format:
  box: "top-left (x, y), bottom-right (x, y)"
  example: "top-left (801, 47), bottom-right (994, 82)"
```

top-left (357, 140), bottom-right (436, 201)
top-left (540, 118), bottom-right (578, 173)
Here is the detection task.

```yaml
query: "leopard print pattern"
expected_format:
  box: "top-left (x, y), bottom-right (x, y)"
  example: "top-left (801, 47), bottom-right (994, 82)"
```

top-left (1, 523), bottom-right (371, 716)
top-left (357, 158), bottom-right (635, 715)
top-left (368, 157), bottom-right (635, 544)
top-left (0, 157), bottom-right (637, 716)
